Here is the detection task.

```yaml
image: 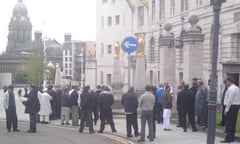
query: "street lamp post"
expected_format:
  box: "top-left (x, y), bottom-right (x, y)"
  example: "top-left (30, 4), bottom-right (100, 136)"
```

top-left (207, 0), bottom-right (224, 144)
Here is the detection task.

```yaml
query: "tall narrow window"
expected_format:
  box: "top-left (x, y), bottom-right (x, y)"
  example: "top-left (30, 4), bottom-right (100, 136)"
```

top-left (171, 0), bottom-right (175, 16)
top-left (196, 0), bottom-right (203, 7)
top-left (106, 74), bottom-right (112, 85)
top-left (115, 15), bottom-right (120, 25)
top-left (159, 0), bottom-right (165, 19)
top-left (181, 0), bottom-right (189, 12)
top-left (150, 71), bottom-right (153, 85)
top-left (108, 17), bottom-right (112, 26)
top-left (107, 44), bottom-right (112, 54)
top-left (101, 43), bottom-right (104, 57)
top-left (152, 0), bottom-right (155, 22)
top-left (149, 37), bottom-right (155, 63)
top-left (138, 6), bottom-right (144, 26)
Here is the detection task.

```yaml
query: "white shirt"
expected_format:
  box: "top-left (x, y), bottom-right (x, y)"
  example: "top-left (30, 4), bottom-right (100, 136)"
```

top-left (224, 84), bottom-right (240, 112)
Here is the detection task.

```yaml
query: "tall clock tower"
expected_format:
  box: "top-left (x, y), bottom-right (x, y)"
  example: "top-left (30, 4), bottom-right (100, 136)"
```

top-left (6, 0), bottom-right (32, 54)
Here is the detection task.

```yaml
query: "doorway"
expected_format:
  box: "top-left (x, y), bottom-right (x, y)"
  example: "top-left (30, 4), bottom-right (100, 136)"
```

top-left (227, 73), bottom-right (239, 86)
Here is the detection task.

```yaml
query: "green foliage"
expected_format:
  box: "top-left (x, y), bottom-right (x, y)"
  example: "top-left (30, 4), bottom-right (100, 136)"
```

top-left (26, 52), bottom-right (45, 86)
top-left (14, 72), bottom-right (27, 84)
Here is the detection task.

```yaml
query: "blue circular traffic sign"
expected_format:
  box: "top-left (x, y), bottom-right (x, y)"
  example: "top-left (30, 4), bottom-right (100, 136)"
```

top-left (121, 36), bottom-right (138, 53)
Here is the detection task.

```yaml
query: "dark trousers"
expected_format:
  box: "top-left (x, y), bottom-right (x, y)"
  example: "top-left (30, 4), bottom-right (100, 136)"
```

top-left (181, 108), bottom-right (196, 130)
top-left (29, 113), bottom-right (37, 132)
top-left (220, 105), bottom-right (226, 126)
top-left (79, 109), bottom-right (94, 132)
top-left (99, 109), bottom-right (116, 132)
top-left (126, 112), bottom-right (139, 136)
top-left (140, 111), bottom-right (154, 141)
top-left (154, 104), bottom-right (162, 123)
top-left (177, 107), bottom-right (183, 126)
top-left (6, 109), bottom-right (18, 131)
top-left (93, 107), bottom-right (99, 124)
top-left (225, 105), bottom-right (240, 141)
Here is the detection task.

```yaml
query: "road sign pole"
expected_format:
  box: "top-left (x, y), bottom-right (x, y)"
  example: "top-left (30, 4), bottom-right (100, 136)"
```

top-left (128, 53), bottom-right (131, 89)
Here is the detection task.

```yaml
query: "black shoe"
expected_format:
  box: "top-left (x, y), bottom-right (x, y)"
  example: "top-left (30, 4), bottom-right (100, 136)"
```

top-left (13, 129), bottom-right (20, 132)
top-left (138, 139), bottom-right (145, 142)
top-left (184, 129), bottom-right (187, 132)
top-left (7, 129), bottom-right (11, 132)
top-left (127, 134), bottom-right (133, 138)
top-left (98, 130), bottom-right (103, 133)
top-left (220, 140), bottom-right (232, 143)
top-left (164, 128), bottom-right (172, 131)
top-left (79, 129), bottom-right (83, 133)
top-left (112, 129), bottom-right (117, 133)
top-left (61, 122), bottom-right (64, 125)
top-left (89, 131), bottom-right (95, 134)
top-left (192, 129), bottom-right (198, 132)
top-left (176, 124), bottom-right (182, 128)
top-left (135, 133), bottom-right (140, 137)
top-left (66, 123), bottom-right (70, 125)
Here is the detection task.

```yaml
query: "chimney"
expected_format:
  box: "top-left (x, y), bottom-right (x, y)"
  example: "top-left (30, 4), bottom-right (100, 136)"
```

top-left (64, 33), bottom-right (72, 42)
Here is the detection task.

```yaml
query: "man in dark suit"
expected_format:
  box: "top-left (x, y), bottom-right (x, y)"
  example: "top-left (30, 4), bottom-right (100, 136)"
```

top-left (23, 84), bottom-right (40, 133)
top-left (122, 87), bottom-right (139, 138)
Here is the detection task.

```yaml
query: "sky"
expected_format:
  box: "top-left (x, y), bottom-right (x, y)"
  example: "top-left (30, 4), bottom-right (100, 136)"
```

top-left (0, 0), bottom-right (96, 53)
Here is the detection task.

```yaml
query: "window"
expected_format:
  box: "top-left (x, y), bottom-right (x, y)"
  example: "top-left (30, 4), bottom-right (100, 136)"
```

top-left (196, 0), bottom-right (203, 6)
top-left (107, 44), bottom-right (112, 54)
top-left (149, 37), bottom-right (155, 63)
top-left (101, 16), bottom-right (104, 28)
top-left (181, 0), bottom-right (189, 12)
top-left (69, 64), bottom-right (72, 68)
top-left (158, 71), bottom-right (160, 85)
top-left (108, 17), bottom-right (112, 26)
top-left (150, 71), bottom-right (153, 85)
top-left (69, 70), bottom-right (72, 75)
top-left (100, 71), bottom-right (104, 84)
top-left (152, 0), bottom-right (155, 22)
top-left (159, 0), bottom-right (165, 19)
top-left (69, 50), bottom-right (72, 55)
top-left (101, 43), bottom-right (104, 57)
top-left (65, 70), bottom-right (68, 75)
top-left (65, 64), bottom-right (68, 68)
top-left (138, 6), bottom-right (144, 26)
top-left (102, 0), bottom-right (108, 4)
top-left (65, 50), bottom-right (67, 56)
top-left (69, 57), bottom-right (72, 62)
top-left (115, 15), bottom-right (120, 25)
top-left (171, 0), bottom-right (176, 16)
top-left (106, 74), bottom-right (112, 85)
top-left (65, 57), bottom-right (68, 62)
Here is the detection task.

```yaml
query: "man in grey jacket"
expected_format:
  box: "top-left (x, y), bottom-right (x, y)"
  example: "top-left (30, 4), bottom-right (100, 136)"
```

top-left (138, 85), bottom-right (155, 142)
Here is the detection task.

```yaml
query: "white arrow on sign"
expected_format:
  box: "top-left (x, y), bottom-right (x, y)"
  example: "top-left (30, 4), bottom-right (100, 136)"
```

top-left (124, 41), bottom-right (137, 49)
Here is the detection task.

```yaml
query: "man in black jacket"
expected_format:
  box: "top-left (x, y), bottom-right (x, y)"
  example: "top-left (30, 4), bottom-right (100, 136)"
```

top-left (71, 86), bottom-right (79, 126)
top-left (23, 84), bottom-right (40, 133)
top-left (79, 86), bottom-right (94, 133)
top-left (122, 87), bottom-right (139, 138)
top-left (98, 86), bottom-right (116, 133)
top-left (178, 84), bottom-right (197, 132)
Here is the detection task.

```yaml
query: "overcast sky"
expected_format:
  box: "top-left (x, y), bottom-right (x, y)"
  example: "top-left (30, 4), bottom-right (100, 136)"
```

top-left (0, 0), bottom-right (96, 53)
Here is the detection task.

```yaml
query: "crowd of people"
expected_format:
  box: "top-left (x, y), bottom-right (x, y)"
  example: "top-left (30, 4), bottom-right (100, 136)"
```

top-left (2, 77), bottom-right (240, 143)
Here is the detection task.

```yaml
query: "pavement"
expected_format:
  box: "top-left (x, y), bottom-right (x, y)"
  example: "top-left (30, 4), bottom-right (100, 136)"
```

top-left (0, 88), bottom-right (239, 144)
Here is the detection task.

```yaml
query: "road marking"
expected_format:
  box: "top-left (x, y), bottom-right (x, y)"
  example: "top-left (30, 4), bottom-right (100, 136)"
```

top-left (45, 124), bottom-right (135, 144)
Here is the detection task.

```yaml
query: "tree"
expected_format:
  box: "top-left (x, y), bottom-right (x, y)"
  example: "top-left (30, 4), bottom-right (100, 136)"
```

top-left (14, 72), bottom-right (27, 84)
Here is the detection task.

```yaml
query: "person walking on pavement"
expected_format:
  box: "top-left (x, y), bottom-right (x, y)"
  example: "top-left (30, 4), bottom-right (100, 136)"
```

top-left (22, 84), bottom-right (40, 133)
top-left (61, 87), bottom-right (71, 125)
top-left (38, 88), bottom-right (52, 124)
top-left (3, 85), bottom-right (20, 132)
top-left (121, 87), bottom-right (139, 138)
top-left (79, 86), bottom-right (94, 133)
top-left (218, 80), bottom-right (228, 127)
top-left (176, 81), bottom-right (185, 128)
top-left (138, 85), bottom-right (155, 142)
top-left (92, 85), bottom-right (102, 125)
top-left (71, 86), bottom-right (80, 126)
top-left (221, 78), bottom-right (240, 143)
top-left (162, 85), bottom-right (173, 131)
top-left (98, 86), bottom-right (117, 133)
top-left (48, 85), bottom-right (57, 120)
top-left (178, 84), bottom-right (197, 132)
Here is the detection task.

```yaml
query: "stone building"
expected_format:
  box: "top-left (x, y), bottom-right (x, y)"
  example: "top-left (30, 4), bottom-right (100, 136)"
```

top-left (0, 0), bottom-right (63, 84)
top-left (97, 0), bottom-right (240, 100)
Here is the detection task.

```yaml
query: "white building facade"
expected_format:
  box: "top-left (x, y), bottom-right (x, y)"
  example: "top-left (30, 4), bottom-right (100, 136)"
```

top-left (97, 0), bottom-right (240, 100)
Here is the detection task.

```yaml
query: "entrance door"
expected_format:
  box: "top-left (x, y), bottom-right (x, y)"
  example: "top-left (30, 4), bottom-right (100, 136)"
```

top-left (227, 73), bottom-right (239, 86)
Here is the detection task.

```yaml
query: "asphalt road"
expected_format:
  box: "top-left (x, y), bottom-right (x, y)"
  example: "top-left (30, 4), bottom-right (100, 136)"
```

top-left (0, 120), bottom-right (134, 144)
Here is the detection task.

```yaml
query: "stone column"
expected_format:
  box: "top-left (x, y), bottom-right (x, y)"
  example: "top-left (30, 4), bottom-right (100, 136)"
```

top-left (159, 23), bottom-right (176, 87)
top-left (112, 41), bottom-right (123, 102)
top-left (134, 34), bottom-right (147, 96)
top-left (54, 63), bottom-right (62, 86)
top-left (182, 15), bottom-right (205, 84)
